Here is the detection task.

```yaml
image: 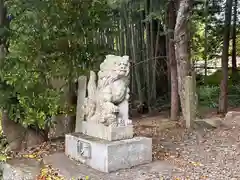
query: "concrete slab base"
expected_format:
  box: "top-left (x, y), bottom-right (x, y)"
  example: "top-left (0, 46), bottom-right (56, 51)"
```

top-left (65, 133), bottom-right (152, 173)
top-left (1, 158), bottom-right (42, 180)
top-left (43, 153), bottom-right (183, 180)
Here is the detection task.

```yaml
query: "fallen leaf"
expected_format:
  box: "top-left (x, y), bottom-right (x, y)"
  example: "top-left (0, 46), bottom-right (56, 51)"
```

top-left (190, 161), bottom-right (203, 166)
top-left (0, 154), bottom-right (7, 162)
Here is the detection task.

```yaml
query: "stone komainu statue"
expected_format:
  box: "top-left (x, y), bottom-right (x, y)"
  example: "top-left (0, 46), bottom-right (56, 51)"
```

top-left (84, 55), bottom-right (131, 127)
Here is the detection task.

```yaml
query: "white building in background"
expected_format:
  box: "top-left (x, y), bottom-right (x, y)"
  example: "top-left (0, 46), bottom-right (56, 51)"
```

top-left (194, 56), bottom-right (240, 75)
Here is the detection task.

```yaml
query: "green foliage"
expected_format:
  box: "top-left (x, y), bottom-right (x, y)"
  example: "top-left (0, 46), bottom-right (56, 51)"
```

top-left (0, 0), bottom-right (235, 129)
top-left (198, 85), bottom-right (240, 108)
top-left (198, 85), bottom-right (219, 108)
top-left (0, 0), bottom-right (114, 129)
top-left (202, 69), bottom-right (240, 86)
top-left (192, 0), bottom-right (225, 61)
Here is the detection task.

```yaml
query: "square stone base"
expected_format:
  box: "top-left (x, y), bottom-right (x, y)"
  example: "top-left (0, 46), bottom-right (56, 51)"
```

top-left (81, 121), bottom-right (133, 141)
top-left (65, 133), bottom-right (152, 173)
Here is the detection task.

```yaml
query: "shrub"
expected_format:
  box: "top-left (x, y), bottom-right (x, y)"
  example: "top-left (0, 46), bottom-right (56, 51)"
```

top-left (197, 68), bottom-right (240, 86)
top-left (198, 85), bottom-right (219, 108)
top-left (198, 84), bottom-right (240, 108)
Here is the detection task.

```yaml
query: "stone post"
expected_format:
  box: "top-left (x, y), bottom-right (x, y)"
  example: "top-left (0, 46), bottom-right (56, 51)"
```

top-left (75, 76), bottom-right (87, 132)
top-left (185, 75), bottom-right (197, 128)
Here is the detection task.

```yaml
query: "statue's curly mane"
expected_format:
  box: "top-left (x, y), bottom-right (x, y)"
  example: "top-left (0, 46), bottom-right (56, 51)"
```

top-left (98, 59), bottom-right (129, 89)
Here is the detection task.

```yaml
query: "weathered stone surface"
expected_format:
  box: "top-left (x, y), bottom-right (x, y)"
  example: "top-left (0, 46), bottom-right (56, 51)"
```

top-left (185, 76), bottom-right (197, 128)
top-left (107, 138), bottom-right (152, 172)
top-left (75, 76), bottom-right (87, 132)
top-left (65, 133), bottom-right (152, 173)
top-left (81, 121), bottom-right (133, 141)
top-left (225, 111), bottom-right (240, 120)
top-left (225, 111), bottom-right (240, 121)
top-left (222, 111), bottom-right (240, 127)
top-left (84, 55), bottom-right (132, 127)
top-left (44, 152), bottom-right (181, 180)
top-left (2, 158), bottom-right (43, 180)
top-left (195, 117), bottom-right (223, 128)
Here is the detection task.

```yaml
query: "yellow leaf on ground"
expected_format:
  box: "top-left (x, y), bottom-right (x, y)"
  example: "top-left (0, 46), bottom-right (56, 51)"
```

top-left (41, 168), bottom-right (49, 176)
top-left (191, 161), bottom-right (203, 166)
top-left (55, 177), bottom-right (64, 180)
top-left (0, 154), bottom-right (7, 162)
top-left (28, 154), bottom-right (37, 158)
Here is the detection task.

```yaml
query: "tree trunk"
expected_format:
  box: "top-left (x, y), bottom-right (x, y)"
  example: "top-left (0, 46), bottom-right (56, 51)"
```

top-left (203, 0), bottom-right (209, 81)
top-left (174, 0), bottom-right (192, 121)
top-left (0, 0), bottom-right (7, 59)
top-left (145, 0), bottom-right (151, 111)
top-left (150, 0), bottom-right (157, 104)
top-left (130, 23), bottom-right (143, 103)
top-left (232, 0), bottom-right (237, 82)
top-left (218, 0), bottom-right (233, 114)
top-left (61, 81), bottom-right (77, 134)
top-left (154, 22), bottom-right (168, 98)
top-left (168, 0), bottom-right (179, 121)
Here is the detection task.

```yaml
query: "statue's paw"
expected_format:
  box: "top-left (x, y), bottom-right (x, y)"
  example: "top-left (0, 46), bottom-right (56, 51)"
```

top-left (109, 122), bottom-right (118, 128)
top-left (99, 118), bottom-right (106, 123)
top-left (125, 95), bottom-right (130, 100)
top-left (125, 119), bottom-right (132, 125)
top-left (117, 118), bottom-right (125, 126)
top-left (113, 108), bottom-right (119, 113)
top-left (111, 105), bottom-right (119, 112)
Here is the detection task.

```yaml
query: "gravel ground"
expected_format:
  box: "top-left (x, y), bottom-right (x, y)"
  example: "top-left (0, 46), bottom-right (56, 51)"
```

top-left (134, 112), bottom-right (240, 180)
top-left (161, 118), bottom-right (240, 179)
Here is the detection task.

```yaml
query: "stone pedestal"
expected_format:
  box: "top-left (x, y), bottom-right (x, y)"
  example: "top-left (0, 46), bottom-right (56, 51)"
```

top-left (81, 121), bottom-right (133, 141)
top-left (65, 133), bottom-right (152, 173)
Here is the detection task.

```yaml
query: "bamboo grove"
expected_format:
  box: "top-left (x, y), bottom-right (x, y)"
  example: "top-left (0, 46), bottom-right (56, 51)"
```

top-left (0, 0), bottom-right (238, 138)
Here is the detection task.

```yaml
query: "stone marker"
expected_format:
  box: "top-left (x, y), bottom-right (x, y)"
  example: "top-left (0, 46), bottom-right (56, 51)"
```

top-left (185, 76), bottom-right (197, 128)
top-left (75, 76), bottom-right (87, 132)
top-left (195, 117), bottom-right (223, 129)
top-left (65, 55), bottom-right (152, 173)
top-left (225, 111), bottom-right (240, 121)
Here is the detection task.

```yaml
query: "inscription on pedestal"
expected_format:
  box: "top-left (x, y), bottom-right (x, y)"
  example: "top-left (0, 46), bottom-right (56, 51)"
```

top-left (77, 140), bottom-right (91, 158)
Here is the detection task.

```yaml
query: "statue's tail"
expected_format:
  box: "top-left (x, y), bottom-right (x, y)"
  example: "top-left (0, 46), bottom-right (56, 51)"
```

top-left (87, 71), bottom-right (97, 100)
